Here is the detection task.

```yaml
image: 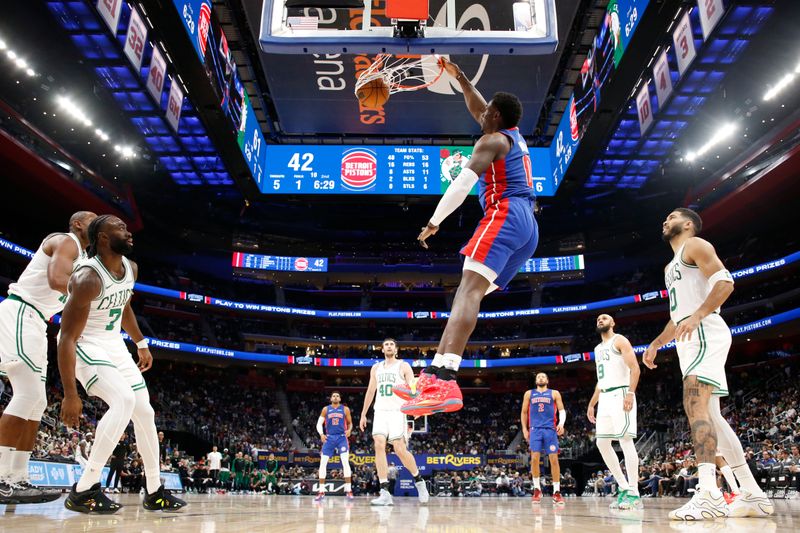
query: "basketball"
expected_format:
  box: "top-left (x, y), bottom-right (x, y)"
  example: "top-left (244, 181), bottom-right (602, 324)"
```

top-left (357, 78), bottom-right (390, 109)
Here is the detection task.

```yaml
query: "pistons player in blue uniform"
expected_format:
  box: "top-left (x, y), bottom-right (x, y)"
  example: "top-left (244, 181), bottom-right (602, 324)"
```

top-left (315, 391), bottom-right (353, 501)
top-left (521, 373), bottom-right (566, 505)
top-left (399, 57), bottom-right (539, 416)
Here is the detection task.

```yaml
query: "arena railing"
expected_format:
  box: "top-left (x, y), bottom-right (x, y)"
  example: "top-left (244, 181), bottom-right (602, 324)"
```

top-left (1, 236), bottom-right (798, 321)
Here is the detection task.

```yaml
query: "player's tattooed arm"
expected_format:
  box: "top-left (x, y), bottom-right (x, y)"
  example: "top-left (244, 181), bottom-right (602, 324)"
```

top-left (520, 390), bottom-right (531, 441)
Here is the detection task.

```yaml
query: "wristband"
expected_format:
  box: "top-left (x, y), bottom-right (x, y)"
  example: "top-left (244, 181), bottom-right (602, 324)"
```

top-left (136, 339), bottom-right (149, 350)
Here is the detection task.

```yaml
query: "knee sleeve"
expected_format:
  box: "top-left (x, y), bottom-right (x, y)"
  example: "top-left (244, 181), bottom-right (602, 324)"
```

top-left (319, 455), bottom-right (329, 479)
top-left (341, 453), bottom-right (352, 477)
top-left (2, 364), bottom-right (47, 420)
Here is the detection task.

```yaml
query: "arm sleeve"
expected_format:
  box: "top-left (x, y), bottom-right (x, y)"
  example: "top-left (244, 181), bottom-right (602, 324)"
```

top-left (558, 409), bottom-right (567, 427)
top-left (429, 168), bottom-right (479, 226)
top-left (316, 417), bottom-right (325, 435)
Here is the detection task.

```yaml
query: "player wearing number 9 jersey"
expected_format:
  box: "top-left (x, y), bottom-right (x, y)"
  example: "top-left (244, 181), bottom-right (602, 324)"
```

top-left (360, 339), bottom-right (429, 506)
top-left (403, 57), bottom-right (539, 417)
top-left (57, 215), bottom-right (185, 514)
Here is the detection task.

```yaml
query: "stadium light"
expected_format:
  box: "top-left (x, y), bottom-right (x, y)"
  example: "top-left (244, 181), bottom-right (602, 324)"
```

top-left (114, 145), bottom-right (136, 159)
top-left (0, 39), bottom-right (6, 51)
top-left (685, 123), bottom-right (737, 162)
top-left (764, 72), bottom-right (796, 101)
top-left (25, 68), bottom-right (35, 77)
top-left (56, 95), bottom-right (93, 128)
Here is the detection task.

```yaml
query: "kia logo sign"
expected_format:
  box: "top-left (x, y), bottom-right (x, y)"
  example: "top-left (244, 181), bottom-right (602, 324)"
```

top-left (295, 257), bottom-right (308, 271)
top-left (340, 149), bottom-right (377, 191)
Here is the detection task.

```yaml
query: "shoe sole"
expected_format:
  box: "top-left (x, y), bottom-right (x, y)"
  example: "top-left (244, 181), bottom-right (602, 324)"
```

top-left (65, 502), bottom-right (122, 514)
top-left (401, 399), bottom-right (463, 416)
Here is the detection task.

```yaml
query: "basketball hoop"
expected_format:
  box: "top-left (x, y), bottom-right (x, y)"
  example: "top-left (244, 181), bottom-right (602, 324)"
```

top-left (354, 54), bottom-right (446, 101)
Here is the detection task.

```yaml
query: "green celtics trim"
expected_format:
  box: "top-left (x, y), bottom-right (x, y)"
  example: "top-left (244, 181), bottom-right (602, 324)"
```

top-left (679, 247), bottom-right (699, 269)
top-left (85, 375), bottom-right (99, 391)
top-left (76, 345), bottom-right (116, 367)
top-left (15, 305), bottom-right (42, 373)
top-left (683, 323), bottom-right (707, 378)
top-left (94, 256), bottom-right (127, 283)
top-left (7, 294), bottom-right (47, 323)
top-left (131, 380), bottom-right (147, 391)
top-left (596, 406), bottom-right (631, 439)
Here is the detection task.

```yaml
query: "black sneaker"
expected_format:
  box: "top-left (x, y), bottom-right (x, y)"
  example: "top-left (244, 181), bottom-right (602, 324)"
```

top-left (64, 483), bottom-right (123, 514)
top-left (16, 480), bottom-right (61, 503)
top-left (143, 485), bottom-right (187, 512)
top-left (0, 480), bottom-right (49, 504)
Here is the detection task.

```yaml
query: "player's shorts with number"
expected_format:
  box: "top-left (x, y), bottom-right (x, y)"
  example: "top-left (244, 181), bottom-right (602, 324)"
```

top-left (372, 410), bottom-right (408, 442)
top-left (529, 427), bottom-right (559, 454)
top-left (0, 297), bottom-right (47, 379)
top-left (460, 197), bottom-right (539, 289)
top-left (595, 386), bottom-right (637, 439)
top-left (675, 313), bottom-right (730, 396)
top-left (74, 339), bottom-right (147, 394)
top-left (322, 434), bottom-right (349, 457)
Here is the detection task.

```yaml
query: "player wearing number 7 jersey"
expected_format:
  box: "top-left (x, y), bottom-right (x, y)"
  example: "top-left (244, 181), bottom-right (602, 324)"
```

top-left (402, 57), bottom-right (539, 417)
top-left (359, 339), bottom-right (428, 506)
top-left (57, 215), bottom-right (185, 514)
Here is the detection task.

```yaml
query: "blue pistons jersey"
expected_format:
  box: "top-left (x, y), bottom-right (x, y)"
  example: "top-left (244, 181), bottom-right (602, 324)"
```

top-left (321, 404), bottom-right (349, 458)
top-left (528, 389), bottom-right (559, 454)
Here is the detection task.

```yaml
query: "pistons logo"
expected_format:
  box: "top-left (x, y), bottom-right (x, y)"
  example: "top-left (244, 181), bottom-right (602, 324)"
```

top-left (550, 445), bottom-right (557, 452)
top-left (198, 2), bottom-right (211, 58)
top-left (294, 257), bottom-right (308, 271)
top-left (569, 98), bottom-right (579, 142)
top-left (340, 149), bottom-right (377, 191)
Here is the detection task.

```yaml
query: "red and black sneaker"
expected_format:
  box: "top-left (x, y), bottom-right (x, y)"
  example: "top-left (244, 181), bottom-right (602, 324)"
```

top-left (531, 488), bottom-right (542, 503)
top-left (401, 378), bottom-right (463, 416)
top-left (393, 372), bottom-right (439, 401)
top-left (552, 492), bottom-right (565, 506)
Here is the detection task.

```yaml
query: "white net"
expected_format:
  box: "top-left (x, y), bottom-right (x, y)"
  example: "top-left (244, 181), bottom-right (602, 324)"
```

top-left (354, 54), bottom-right (446, 98)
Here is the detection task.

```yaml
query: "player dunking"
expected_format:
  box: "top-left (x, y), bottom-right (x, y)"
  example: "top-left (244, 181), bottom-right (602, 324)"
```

top-left (397, 58), bottom-right (539, 417)
top-left (587, 314), bottom-right (641, 511)
top-left (0, 211), bottom-right (95, 504)
top-left (644, 208), bottom-right (773, 520)
top-left (359, 339), bottom-right (429, 506)
top-left (57, 215), bottom-right (185, 513)
top-left (520, 373), bottom-right (565, 505)
top-left (314, 391), bottom-right (354, 501)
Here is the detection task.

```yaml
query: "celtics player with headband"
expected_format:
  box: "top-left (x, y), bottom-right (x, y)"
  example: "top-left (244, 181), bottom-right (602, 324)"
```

top-left (57, 215), bottom-right (185, 514)
top-left (587, 314), bottom-right (641, 512)
top-left (644, 207), bottom-right (773, 520)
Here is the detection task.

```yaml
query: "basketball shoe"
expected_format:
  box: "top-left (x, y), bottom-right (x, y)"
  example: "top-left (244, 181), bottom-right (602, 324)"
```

top-left (346, 491), bottom-right (354, 501)
top-left (401, 379), bottom-right (462, 416)
top-left (552, 492), bottom-right (565, 505)
top-left (370, 488), bottom-right (394, 506)
top-left (393, 372), bottom-right (438, 401)
top-left (64, 483), bottom-right (123, 514)
top-left (727, 489), bottom-right (774, 517)
top-left (314, 492), bottom-right (325, 503)
top-left (415, 480), bottom-right (429, 504)
top-left (668, 489), bottom-right (729, 520)
top-left (531, 488), bottom-right (542, 503)
top-left (143, 485), bottom-right (187, 512)
top-left (723, 492), bottom-right (735, 505)
top-left (621, 492), bottom-right (642, 510)
top-left (610, 489), bottom-right (627, 510)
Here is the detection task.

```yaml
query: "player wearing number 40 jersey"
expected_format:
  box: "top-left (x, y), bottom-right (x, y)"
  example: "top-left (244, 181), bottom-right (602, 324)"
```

top-left (401, 57), bottom-right (539, 417)
top-left (57, 215), bottom-right (185, 514)
top-left (314, 391), bottom-right (354, 502)
top-left (360, 339), bottom-right (428, 506)
top-left (644, 208), bottom-right (773, 520)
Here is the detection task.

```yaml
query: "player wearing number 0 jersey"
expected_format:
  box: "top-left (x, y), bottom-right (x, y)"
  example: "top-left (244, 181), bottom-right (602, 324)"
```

top-left (403, 57), bottom-right (539, 418)
top-left (315, 392), bottom-right (354, 502)
top-left (360, 339), bottom-right (428, 506)
top-left (521, 373), bottom-right (566, 505)
top-left (0, 211), bottom-right (96, 505)
top-left (57, 215), bottom-right (185, 514)
top-left (644, 208), bottom-right (772, 520)
top-left (586, 314), bottom-right (641, 511)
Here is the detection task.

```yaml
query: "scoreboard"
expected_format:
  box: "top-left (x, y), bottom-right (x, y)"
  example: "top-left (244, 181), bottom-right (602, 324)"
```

top-left (258, 144), bottom-right (555, 196)
top-left (232, 252), bottom-right (328, 272)
top-left (520, 255), bottom-right (584, 273)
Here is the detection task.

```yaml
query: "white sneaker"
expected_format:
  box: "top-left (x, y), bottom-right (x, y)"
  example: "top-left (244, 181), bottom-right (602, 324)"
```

top-left (370, 489), bottom-right (394, 506)
top-left (668, 490), bottom-right (729, 520)
top-left (727, 489), bottom-right (774, 517)
top-left (415, 480), bottom-right (429, 504)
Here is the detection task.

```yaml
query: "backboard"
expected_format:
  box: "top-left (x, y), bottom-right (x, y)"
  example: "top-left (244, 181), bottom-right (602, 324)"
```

top-left (259, 0), bottom-right (558, 55)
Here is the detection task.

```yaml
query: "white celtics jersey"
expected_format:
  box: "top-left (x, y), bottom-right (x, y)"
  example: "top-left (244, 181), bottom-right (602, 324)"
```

top-left (664, 242), bottom-right (719, 324)
top-left (373, 359), bottom-right (405, 411)
top-left (8, 233), bottom-right (84, 319)
top-left (77, 256), bottom-right (134, 342)
top-left (594, 334), bottom-right (630, 391)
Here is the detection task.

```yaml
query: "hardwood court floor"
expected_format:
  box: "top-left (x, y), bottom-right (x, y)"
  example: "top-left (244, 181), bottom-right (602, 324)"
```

top-left (1, 493), bottom-right (798, 532)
